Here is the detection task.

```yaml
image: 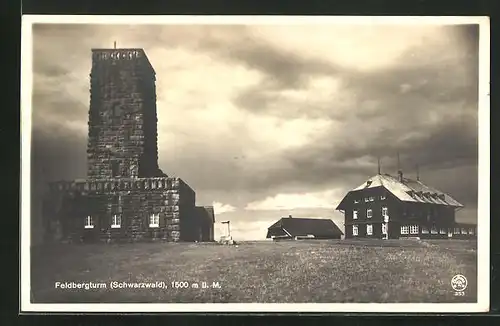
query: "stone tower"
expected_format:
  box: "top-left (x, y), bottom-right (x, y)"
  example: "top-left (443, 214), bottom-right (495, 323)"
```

top-left (43, 47), bottom-right (215, 244)
top-left (87, 48), bottom-right (165, 179)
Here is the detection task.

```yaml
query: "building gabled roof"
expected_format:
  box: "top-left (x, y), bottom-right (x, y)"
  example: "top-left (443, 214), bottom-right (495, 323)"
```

top-left (337, 173), bottom-right (463, 209)
top-left (267, 217), bottom-right (343, 238)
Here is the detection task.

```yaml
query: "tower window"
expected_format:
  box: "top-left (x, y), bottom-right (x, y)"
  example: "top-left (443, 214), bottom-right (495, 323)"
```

top-left (112, 103), bottom-right (122, 117)
top-left (85, 215), bottom-right (94, 229)
top-left (150, 213), bottom-right (160, 228)
top-left (111, 214), bottom-right (121, 228)
top-left (111, 160), bottom-right (120, 177)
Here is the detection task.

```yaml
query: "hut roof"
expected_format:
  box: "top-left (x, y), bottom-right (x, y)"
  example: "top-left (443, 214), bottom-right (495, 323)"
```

top-left (266, 217), bottom-right (343, 238)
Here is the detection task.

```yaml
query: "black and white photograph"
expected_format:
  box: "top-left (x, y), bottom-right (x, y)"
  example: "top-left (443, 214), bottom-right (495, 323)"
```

top-left (20, 15), bottom-right (490, 313)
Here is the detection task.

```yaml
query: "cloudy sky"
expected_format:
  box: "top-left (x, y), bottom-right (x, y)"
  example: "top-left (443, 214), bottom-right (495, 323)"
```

top-left (30, 22), bottom-right (480, 240)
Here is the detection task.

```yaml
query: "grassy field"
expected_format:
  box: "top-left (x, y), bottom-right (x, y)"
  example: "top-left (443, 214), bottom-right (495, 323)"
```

top-left (30, 239), bottom-right (477, 303)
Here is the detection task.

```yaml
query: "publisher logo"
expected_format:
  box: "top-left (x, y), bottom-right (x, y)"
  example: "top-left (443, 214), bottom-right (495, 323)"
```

top-left (451, 274), bottom-right (468, 292)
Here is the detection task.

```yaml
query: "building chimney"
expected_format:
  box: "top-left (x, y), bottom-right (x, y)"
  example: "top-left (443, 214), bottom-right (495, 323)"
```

top-left (377, 156), bottom-right (381, 175)
top-left (397, 152), bottom-right (403, 181)
top-left (114, 41), bottom-right (116, 49)
top-left (416, 164), bottom-right (420, 181)
top-left (288, 214), bottom-right (292, 218)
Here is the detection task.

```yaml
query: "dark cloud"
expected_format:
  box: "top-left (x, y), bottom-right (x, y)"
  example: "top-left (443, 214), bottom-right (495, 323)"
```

top-left (220, 38), bottom-right (345, 90)
top-left (231, 24), bottom-right (479, 123)
top-left (31, 127), bottom-right (87, 185)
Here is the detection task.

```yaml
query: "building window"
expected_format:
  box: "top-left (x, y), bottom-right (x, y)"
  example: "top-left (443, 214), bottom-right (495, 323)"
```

top-left (111, 160), bottom-right (120, 177)
top-left (382, 223), bottom-right (387, 235)
top-left (439, 228), bottom-right (446, 235)
top-left (454, 228), bottom-right (460, 234)
top-left (410, 225), bottom-right (419, 234)
top-left (85, 215), bottom-right (94, 229)
top-left (112, 103), bottom-right (122, 117)
top-left (149, 213), bottom-right (160, 228)
top-left (353, 210), bottom-right (358, 220)
top-left (469, 228), bottom-right (474, 235)
top-left (366, 209), bottom-right (372, 219)
top-left (381, 195), bottom-right (386, 200)
top-left (352, 225), bottom-right (358, 236)
top-left (354, 199), bottom-right (360, 204)
top-left (111, 214), bottom-right (121, 228)
top-left (364, 197), bottom-right (369, 202)
top-left (461, 228), bottom-right (467, 235)
top-left (421, 226), bottom-right (429, 234)
top-left (382, 207), bottom-right (388, 217)
top-left (366, 224), bottom-right (373, 235)
top-left (431, 227), bottom-right (438, 234)
top-left (400, 225), bottom-right (409, 235)
top-left (369, 196), bottom-right (375, 202)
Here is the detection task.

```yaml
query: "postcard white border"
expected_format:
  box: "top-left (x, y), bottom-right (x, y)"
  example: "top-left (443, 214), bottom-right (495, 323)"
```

top-left (20, 15), bottom-right (490, 313)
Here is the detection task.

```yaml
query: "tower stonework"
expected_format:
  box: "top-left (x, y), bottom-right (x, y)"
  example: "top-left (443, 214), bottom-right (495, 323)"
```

top-left (87, 49), bottom-right (164, 178)
top-left (41, 48), bottom-right (215, 244)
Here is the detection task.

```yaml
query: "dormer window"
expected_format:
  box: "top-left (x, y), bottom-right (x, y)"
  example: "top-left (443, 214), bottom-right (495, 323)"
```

top-left (354, 199), bottom-right (360, 204)
top-left (369, 196), bottom-right (375, 202)
top-left (380, 194), bottom-right (386, 200)
top-left (364, 197), bottom-right (369, 202)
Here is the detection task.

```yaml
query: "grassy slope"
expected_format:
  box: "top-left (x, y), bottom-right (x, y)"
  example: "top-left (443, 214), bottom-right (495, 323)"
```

top-left (30, 239), bottom-right (477, 303)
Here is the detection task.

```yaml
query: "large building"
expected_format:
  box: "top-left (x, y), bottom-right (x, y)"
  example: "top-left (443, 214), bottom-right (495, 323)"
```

top-left (336, 170), bottom-right (476, 240)
top-left (266, 216), bottom-right (343, 240)
top-left (41, 48), bottom-right (215, 243)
